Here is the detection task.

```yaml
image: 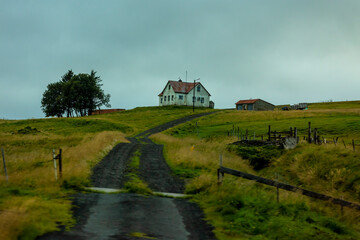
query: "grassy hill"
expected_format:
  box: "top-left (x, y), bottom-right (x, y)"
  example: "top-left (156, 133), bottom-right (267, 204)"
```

top-left (0, 106), bottom-right (214, 240)
top-left (1, 102), bottom-right (360, 239)
top-left (151, 103), bottom-right (360, 239)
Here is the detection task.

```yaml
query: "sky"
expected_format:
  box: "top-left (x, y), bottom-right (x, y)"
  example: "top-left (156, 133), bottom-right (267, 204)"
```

top-left (1, 0), bottom-right (360, 119)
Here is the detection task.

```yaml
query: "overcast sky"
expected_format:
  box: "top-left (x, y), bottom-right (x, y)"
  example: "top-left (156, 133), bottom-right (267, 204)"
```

top-left (1, 0), bottom-right (360, 119)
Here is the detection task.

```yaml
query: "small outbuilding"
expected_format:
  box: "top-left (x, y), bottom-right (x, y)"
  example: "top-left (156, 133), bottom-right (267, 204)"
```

top-left (235, 99), bottom-right (274, 111)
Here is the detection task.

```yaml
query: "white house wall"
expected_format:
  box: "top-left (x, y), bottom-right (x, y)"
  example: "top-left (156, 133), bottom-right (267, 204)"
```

top-left (185, 87), bottom-right (210, 107)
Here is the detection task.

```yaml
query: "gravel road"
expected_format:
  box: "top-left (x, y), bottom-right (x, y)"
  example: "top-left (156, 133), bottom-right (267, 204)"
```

top-left (38, 112), bottom-right (216, 240)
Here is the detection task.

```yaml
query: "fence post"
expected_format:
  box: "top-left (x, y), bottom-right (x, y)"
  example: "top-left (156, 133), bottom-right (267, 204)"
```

top-left (314, 128), bottom-right (318, 144)
top-left (218, 154), bottom-right (223, 185)
top-left (275, 173), bottom-right (279, 203)
top-left (52, 149), bottom-right (58, 181)
top-left (196, 122), bottom-right (199, 137)
top-left (308, 122), bottom-right (312, 143)
top-left (353, 140), bottom-right (355, 152)
top-left (268, 125), bottom-right (271, 141)
top-left (1, 148), bottom-right (8, 183)
top-left (294, 127), bottom-right (298, 143)
top-left (59, 149), bottom-right (62, 179)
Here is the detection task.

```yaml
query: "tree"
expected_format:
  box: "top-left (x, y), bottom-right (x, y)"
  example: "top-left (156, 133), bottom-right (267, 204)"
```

top-left (41, 82), bottom-right (65, 117)
top-left (41, 70), bottom-right (111, 117)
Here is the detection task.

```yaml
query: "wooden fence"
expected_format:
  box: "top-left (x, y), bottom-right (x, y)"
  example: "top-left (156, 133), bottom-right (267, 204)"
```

top-left (217, 165), bottom-right (360, 211)
top-left (1, 148), bottom-right (63, 182)
top-left (227, 122), bottom-right (358, 151)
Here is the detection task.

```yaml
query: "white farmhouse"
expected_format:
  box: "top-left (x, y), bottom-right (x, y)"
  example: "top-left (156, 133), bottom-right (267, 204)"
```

top-left (158, 80), bottom-right (212, 108)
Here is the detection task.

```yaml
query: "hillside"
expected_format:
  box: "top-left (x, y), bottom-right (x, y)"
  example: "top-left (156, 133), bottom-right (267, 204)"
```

top-left (1, 103), bottom-right (360, 239)
top-left (0, 106), bottom-right (214, 240)
top-left (151, 103), bottom-right (360, 239)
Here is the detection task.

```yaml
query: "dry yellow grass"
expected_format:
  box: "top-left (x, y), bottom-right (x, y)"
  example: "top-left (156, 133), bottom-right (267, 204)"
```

top-left (0, 131), bottom-right (127, 240)
top-left (151, 132), bottom-right (360, 238)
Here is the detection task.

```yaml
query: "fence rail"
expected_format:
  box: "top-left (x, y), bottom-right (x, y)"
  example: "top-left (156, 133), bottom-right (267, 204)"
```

top-left (0, 148), bottom-right (62, 182)
top-left (226, 122), bottom-right (358, 151)
top-left (218, 166), bottom-right (360, 211)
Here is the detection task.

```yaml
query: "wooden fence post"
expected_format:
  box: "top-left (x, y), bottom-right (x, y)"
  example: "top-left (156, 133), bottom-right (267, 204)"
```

top-left (52, 149), bottom-right (58, 181)
top-left (314, 128), bottom-right (318, 144)
top-left (294, 127), bottom-right (298, 143)
top-left (218, 154), bottom-right (223, 185)
top-left (59, 149), bottom-right (62, 179)
top-left (353, 140), bottom-right (355, 152)
top-left (308, 122), bottom-right (312, 143)
top-left (276, 173), bottom-right (279, 203)
top-left (268, 125), bottom-right (271, 141)
top-left (1, 148), bottom-right (8, 183)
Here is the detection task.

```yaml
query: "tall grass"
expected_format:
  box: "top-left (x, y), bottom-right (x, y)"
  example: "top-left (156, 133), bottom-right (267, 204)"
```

top-left (0, 131), bottom-right (126, 240)
top-left (151, 133), bottom-right (360, 239)
top-left (0, 106), bottom-right (215, 239)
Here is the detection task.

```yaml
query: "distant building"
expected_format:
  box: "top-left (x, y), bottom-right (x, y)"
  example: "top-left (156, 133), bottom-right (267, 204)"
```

top-left (291, 103), bottom-right (308, 110)
top-left (158, 80), bottom-right (211, 107)
top-left (235, 99), bottom-right (274, 111)
top-left (91, 109), bottom-right (125, 115)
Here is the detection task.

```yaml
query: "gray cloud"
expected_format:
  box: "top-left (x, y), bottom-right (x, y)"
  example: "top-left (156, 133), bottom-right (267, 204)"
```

top-left (1, 0), bottom-right (360, 119)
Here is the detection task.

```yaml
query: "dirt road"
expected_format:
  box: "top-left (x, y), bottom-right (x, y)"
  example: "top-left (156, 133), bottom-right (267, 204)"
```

top-left (38, 112), bottom-right (216, 240)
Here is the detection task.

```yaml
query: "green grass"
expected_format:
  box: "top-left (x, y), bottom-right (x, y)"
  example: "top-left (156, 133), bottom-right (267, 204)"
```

top-left (0, 106), bottom-right (214, 137)
top-left (196, 182), bottom-right (358, 240)
top-left (123, 150), bottom-right (152, 195)
top-left (0, 106), bottom-right (215, 239)
top-left (156, 103), bottom-right (360, 239)
top-left (308, 100), bottom-right (360, 110)
top-left (168, 109), bottom-right (360, 143)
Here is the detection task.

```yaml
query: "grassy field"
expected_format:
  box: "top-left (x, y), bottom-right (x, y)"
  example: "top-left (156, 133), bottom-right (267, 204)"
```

top-left (151, 101), bottom-right (360, 239)
top-left (0, 106), bottom-right (213, 240)
top-left (2, 102), bottom-right (360, 239)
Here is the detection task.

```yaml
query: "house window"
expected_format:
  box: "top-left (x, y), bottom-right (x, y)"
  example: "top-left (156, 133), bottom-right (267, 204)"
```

top-left (197, 97), bottom-right (200, 101)
top-left (168, 85), bottom-right (171, 90)
top-left (172, 95), bottom-right (174, 101)
top-left (164, 96), bottom-right (166, 101)
top-left (179, 95), bottom-right (183, 100)
top-left (161, 97), bottom-right (163, 103)
top-left (197, 85), bottom-right (201, 92)
top-left (168, 96), bottom-right (170, 101)
top-left (201, 97), bottom-right (204, 103)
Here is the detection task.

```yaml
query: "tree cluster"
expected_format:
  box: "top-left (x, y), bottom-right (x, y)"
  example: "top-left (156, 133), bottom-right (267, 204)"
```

top-left (41, 70), bottom-right (111, 117)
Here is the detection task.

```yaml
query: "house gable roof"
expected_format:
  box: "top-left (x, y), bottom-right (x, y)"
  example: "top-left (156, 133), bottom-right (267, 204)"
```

top-left (158, 80), bottom-right (211, 96)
